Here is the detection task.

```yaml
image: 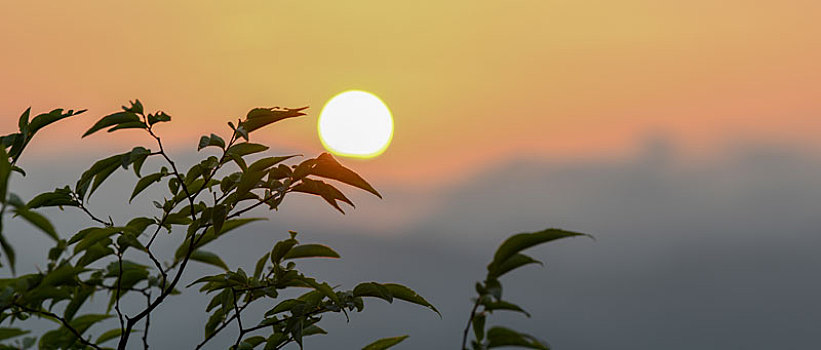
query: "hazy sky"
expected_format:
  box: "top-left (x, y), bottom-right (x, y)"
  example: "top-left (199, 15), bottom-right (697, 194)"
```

top-left (2, 1), bottom-right (821, 186)
top-left (2, 1), bottom-right (821, 349)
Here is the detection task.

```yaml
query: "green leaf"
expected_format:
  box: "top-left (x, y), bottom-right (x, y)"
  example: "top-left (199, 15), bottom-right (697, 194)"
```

top-left (27, 189), bottom-right (80, 208)
top-left (69, 314), bottom-right (111, 334)
top-left (309, 153), bottom-right (382, 198)
top-left (383, 283), bottom-right (439, 316)
top-left (473, 313), bottom-right (486, 342)
top-left (488, 228), bottom-right (589, 278)
top-left (294, 276), bottom-right (341, 306)
top-left (353, 282), bottom-right (393, 303)
top-left (174, 218), bottom-right (264, 260)
top-left (198, 133), bottom-right (226, 151)
top-left (270, 237), bottom-right (298, 264)
top-left (12, 207), bottom-right (58, 241)
top-left (75, 152), bottom-right (126, 199)
top-left (283, 244), bottom-right (340, 260)
top-left (0, 147), bottom-right (11, 205)
top-left (82, 111), bottom-right (141, 137)
top-left (491, 253), bottom-right (543, 279)
top-left (362, 335), bottom-right (409, 350)
top-left (254, 252), bottom-right (270, 279)
top-left (302, 324), bottom-right (327, 337)
top-left (248, 156), bottom-right (298, 173)
top-left (190, 250), bottom-right (229, 270)
top-left (41, 263), bottom-right (77, 287)
top-left (239, 335), bottom-right (267, 349)
top-left (117, 232), bottom-right (146, 252)
top-left (0, 328), bottom-right (29, 341)
top-left (482, 300), bottom-right (531, 317)
top-left (107, 121), bottom-right (147, 132)
top-left (123, 99), bottom-right (143, 114)
top-left (130, 172), bottom-right (165, 202)
top-left (236, 167), bottom-right (266, 197)
top-left (28, 108), bottom-right (86, 134)
top-left (96, 328), bottom-right (122, 344)
top-left (147, 111), bottom-right (171, 125)
top-left (240, 107), bottom-right (308, 133)
top-left (486, 327), bottom-right (549, 349)
top-left (291, 178), bottom-right (353, 214)
top-left (72, 227), bottom-right (123, 254)
top-left (0, 233), bottom-right (16, 274)
top-left (265, 299), bottom-right (303, 317)
top-left (226, 143), bottom-right (269, 158)
top-left (17, 108), bottom-right (29, 135)
top-left (64, 285), bottom-right (94, 321)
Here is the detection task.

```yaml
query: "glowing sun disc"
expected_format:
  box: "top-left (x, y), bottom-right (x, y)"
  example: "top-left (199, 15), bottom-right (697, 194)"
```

top-left (318, 90), bottom-right (394, 158)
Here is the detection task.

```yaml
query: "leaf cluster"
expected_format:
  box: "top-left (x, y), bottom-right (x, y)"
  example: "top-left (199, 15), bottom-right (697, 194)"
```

top-left (0, 101), bottom-right (432, 350)
top-left (463, 229), bottom-right (592, 350)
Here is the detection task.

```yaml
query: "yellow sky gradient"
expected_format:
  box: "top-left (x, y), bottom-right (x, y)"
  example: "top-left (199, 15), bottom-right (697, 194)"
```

top-left (2, 1), bottom-right (820, 186)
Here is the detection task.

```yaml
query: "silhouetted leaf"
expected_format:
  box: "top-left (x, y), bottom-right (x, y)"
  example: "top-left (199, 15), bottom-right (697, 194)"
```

top-left (488, 228), bottom-right (588, 278)
top-left (69, 314), bottom-right (111, 334)
top-left (82, 111), bottom-right (141, 137)
top-left (295, 276), bottom-right (341, 306)
top-left (473, 313), bottom-right (486, 342)
top-left (190, 250), bottom-right (229, 271)
top-left (0, 147), bottom-right (10, 205)
top-left (226, 143), bottom-right (269, 158)
top-left (198, 133), bottom-right (225, 151)
top-left (309, 153), bottom-right (381, 198)
top-left (254, 252), bottom-right (270, 279)
top-left (147, 111), bottom-right (171, 125)
top-left (130, 172), bottom-right (165, 202)
top-left (283, 244), bottom-right (340, 260)
top-left (486, 327), bottom-right (549, 349)
top-left (240, 107), bottom-right (308, 133)
top-left (12, 207), bottom-right (58, 241)
top-left (175, 218), bottom-right (265, 260)
top-left (362, 335), bottom-right (409, 350)
top-left (482, 300), bottom-right (531, 317)
top-left (353, 282), bottom-right (393, 303)
top-left (28, 108), bottom-right (86, 134)
top-left (0, 328), bottom-right (29, 341)
top-left (41, 263), bottom-right (77, 287)
top-left (490, 253), bottom-right (543, 278)
top-left (383, 283), bottom-right (439, 316)
top-left (96, 328), bottom-right (123, 344)
top-left (0, 233), bottom-right (15, 274)
top-left (291, 178), bottom-right (353, 214)
top-left (27, 188), bottom-right (80, 208)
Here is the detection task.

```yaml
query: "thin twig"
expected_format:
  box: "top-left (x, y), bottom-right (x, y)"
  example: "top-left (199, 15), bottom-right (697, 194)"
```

top-left (14, 303), bottom-right (103, 350)
top-left (114, 248), bottom-right (125, 334)
top-left (231, 288), bottom-right (245, 348)
top-left (142, 291), bottom-right (151, 350)
top-left (461, 298), bottom-right (482, 350)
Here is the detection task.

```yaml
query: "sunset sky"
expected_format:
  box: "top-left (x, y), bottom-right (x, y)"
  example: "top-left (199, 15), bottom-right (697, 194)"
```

top-left (3, 2), bottom-right (821, 349)
top-left (3, 1), bottom-right (821, 187)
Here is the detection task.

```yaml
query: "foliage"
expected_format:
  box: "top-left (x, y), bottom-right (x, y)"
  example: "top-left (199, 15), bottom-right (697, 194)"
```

top-left (461, 229), bottom-right (591, 350)
top-left (0, 101), bottom-right (588, 349)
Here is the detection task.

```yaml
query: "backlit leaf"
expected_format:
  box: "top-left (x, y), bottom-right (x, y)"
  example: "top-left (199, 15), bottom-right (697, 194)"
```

top-left (309, 153), bottom-right (381, 198)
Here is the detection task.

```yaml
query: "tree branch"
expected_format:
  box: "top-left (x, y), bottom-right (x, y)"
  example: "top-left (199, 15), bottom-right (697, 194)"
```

top-left (14, 303), bottom-right (103, 350)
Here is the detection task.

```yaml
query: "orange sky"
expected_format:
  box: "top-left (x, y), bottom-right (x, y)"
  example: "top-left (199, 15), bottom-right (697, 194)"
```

top-left (2, 1), bottom-right (820, 187)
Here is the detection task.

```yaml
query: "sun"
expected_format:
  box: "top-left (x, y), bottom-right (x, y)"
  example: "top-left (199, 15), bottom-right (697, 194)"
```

top-left (318, 90), bottom-right (394, 158)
